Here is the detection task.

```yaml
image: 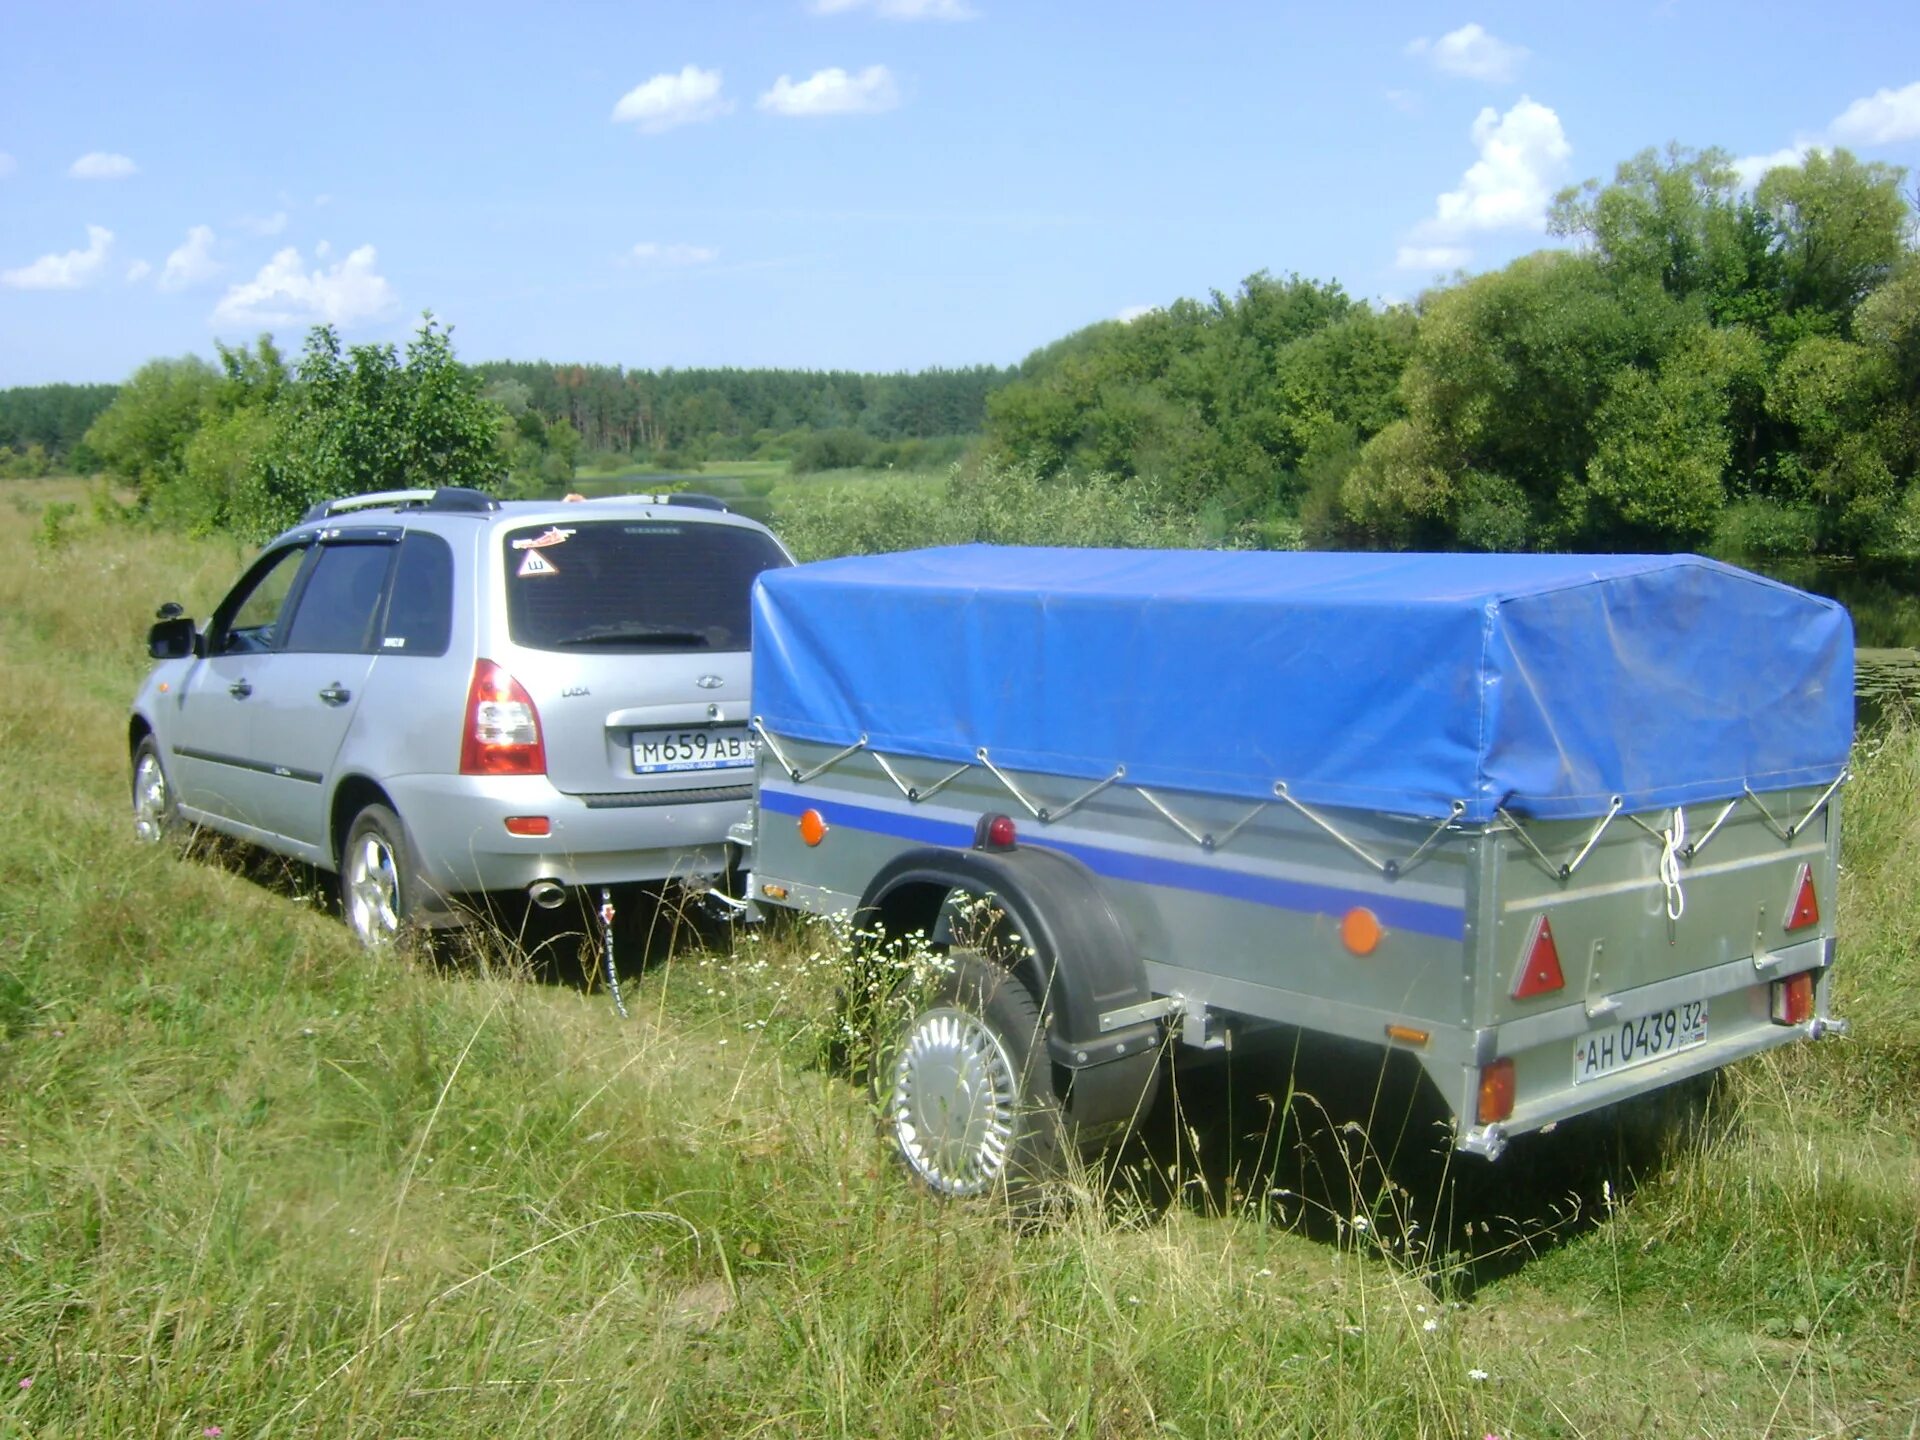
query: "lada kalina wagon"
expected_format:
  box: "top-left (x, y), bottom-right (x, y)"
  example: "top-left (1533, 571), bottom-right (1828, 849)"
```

top-left (129, 487), bottom-right (792, 943)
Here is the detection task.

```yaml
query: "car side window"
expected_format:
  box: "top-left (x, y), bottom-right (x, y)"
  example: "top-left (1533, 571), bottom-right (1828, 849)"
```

top-left (281, 542), bottom-right (397, 654)
top-left (377, 532), bottom-right (454, 656)
top-left (213, 544), bottom-right (310, 655)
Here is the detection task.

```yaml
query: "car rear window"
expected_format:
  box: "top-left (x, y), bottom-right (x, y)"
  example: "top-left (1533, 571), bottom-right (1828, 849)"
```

top-left (502, 519), bottom-right (788, 652)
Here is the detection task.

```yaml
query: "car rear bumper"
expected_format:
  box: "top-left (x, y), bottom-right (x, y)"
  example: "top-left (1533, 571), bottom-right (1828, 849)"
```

top-left (384, 772), bottom-right (748, 895)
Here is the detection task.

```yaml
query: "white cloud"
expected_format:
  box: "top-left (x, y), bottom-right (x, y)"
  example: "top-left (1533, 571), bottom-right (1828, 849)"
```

top-left (811, 0), bottom-right (976, 18)
top-left (159, 225), bottom-right (222, 291)
top-left (1116, 304), bottom-right (1157, 323)
top-left (126, 259), bottom-right (152, 283)
top-left (1732, 144), bottom-right (1815, 190)
top-left (630, 241), bottom-right (719, 266)
top-left (1416, 96), bottom-right (1570, 236)
top-left (1396, 244), bottom-right (1472, 271)
top-left (69, 151), bottom-right (138, 180)
top-left (239, 210), bottom-right (289, 237)
top-left (210, 243), bottom-right (397, 329)
top-left (1406, 23), bottom-right (1527, 84)
top-left (611, 65), bottom-right (733, 134)
top-left (0, 152), bottom-right (15, 179)
top-left (1829, 80), bottom-right (1920, 145)
top-left (759, 65), bottom-right (900, 116)
top-left (1, 224), bottom-right (114, 290)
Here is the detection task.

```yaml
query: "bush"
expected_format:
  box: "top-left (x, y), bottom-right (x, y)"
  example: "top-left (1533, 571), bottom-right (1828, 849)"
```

top-left (1710, 499), bottom-right (1824, 558)
top-left (789, 428), bottom-right (878, 474)
top-left (772, 457), bottom-right (1231, 562)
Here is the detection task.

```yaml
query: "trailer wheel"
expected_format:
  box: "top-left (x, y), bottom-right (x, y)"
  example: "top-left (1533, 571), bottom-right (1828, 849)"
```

top-left (883, 950), bottom-right (1063, 1199)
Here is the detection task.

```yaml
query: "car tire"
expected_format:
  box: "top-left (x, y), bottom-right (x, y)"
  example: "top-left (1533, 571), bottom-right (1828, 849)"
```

top-left (131, 735), bottom-right (178, 845)
top-left (881, 949), bottom-right (1064, 1200)
top-left (340, 803), bottom-right (416, 948)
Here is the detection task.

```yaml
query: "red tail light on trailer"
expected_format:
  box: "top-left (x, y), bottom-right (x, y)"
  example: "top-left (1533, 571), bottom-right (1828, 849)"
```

top-left (460, 660), bottom-right (546, 776)
top-left (1771, 971), bottom-right (1815, 1026)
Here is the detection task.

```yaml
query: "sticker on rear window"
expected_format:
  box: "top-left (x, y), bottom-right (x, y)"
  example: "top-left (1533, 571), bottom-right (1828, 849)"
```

top-left (512, 527), bottom-right (576, 550)
top-left (518, 551), bottom-right (559, 577)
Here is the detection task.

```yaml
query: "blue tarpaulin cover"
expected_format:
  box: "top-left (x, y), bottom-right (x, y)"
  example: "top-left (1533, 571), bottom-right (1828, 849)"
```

top-left (751, 546), bottom-right (1855, 822)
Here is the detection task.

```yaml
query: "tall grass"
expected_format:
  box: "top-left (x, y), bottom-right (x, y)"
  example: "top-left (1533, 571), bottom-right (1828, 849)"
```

top-left (1, 477), bottom-right (1914, 1437)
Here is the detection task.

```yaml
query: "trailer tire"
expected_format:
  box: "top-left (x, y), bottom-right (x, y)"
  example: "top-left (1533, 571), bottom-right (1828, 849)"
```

top-left (882, 949), bottom-right (1064, 1200)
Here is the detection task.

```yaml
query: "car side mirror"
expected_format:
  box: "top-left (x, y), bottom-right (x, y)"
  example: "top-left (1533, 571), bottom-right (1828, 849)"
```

top-left (148, 615), bottom-right (201, 660)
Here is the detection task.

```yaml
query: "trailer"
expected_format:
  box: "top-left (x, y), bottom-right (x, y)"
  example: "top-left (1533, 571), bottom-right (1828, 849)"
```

top-left (735, 546), bottom-right (1854, 1197)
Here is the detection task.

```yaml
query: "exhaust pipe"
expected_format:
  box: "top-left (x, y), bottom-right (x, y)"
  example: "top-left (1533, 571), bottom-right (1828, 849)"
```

top-left (528, 879), bottom-right (567, 910)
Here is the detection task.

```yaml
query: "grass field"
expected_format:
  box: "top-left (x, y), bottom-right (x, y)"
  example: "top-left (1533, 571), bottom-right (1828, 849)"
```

top-left (1, 476), bottom-right (1916, 1438)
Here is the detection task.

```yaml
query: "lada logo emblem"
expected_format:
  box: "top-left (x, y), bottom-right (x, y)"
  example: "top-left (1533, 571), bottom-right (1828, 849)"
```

top-left (696, 675), bottom-right (725, 690)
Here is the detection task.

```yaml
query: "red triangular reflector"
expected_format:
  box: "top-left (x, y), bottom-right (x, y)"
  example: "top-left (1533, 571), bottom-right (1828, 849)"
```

top-left (1513, 915), bottom-right (1566, 999)
top-left (1785, 864), bottom-right (1821, 932)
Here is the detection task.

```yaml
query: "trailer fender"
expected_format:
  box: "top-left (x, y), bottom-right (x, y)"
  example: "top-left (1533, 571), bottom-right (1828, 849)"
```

top-left (858, 845), bottom-right (1163, 1132)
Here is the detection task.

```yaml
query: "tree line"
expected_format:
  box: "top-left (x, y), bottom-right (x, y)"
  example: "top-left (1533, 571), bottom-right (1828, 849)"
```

top-left (468, 360), bottom-right (1012, 466)
top-left (980, 146), bottom-right (1918, 558)
top-left (0, 383), bottom-right (118, 476)
top-left (2, 357), bottom-right (1012, 486)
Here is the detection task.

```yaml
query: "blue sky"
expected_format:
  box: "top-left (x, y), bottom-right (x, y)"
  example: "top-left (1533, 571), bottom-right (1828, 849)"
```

top-left (2, 1), bottom-right (1917, 387)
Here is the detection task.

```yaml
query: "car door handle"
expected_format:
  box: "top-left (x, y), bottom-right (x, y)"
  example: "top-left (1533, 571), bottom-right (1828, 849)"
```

top-left (319, 684), bottom-right (352, 706)
top-left (228, 679), bottom-right (253, 699)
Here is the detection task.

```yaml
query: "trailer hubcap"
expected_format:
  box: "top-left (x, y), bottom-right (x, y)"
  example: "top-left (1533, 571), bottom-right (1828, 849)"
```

top-left (889, 1006), bottom-right (1020, 1196)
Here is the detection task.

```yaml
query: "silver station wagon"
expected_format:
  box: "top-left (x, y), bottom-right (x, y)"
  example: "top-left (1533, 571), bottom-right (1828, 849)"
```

top-left (129, 487), bottom-right (792, 943)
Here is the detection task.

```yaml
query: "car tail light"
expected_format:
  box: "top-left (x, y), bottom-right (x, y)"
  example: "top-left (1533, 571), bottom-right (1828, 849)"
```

top-left (1477, 1059), bottom-right (1515, 1124)
top-left (1771, 971), bottom-right (1815, 1025)
top-left (461, 660), bottom-right (545, 776)
top-left (1512, 914), bottom-right (1565, 1000)
top-left (1784, 864), bottom-right (1820, 932)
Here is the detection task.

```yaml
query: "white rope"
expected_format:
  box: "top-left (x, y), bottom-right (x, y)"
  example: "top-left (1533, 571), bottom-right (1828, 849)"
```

top-left (1659, 806), bottom-right (1687, 922)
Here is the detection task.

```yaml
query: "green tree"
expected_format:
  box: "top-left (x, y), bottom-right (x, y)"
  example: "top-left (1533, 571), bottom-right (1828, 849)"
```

top-left (81, 357), bottom-right (221, 501)
top-left (1756, 149), bottom-right (1910, 327)
top-left (246, 315), bottom-right (504, 537)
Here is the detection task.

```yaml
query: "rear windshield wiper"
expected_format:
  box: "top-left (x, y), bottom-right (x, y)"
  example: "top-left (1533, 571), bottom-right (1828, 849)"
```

top-left (549, 624), bottom-right (713, 647)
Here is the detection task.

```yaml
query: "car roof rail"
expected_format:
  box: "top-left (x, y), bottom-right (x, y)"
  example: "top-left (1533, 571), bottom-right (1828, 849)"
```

top-left (302, 489), bottom-right (436, 522)
top-left (301, 486), bottom-right (503, 523)
top-left (663, 492), bottom-right (729, 513)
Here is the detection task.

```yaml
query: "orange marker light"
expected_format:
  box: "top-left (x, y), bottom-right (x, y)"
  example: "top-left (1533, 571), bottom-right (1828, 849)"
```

top-left (1478, 1058), bottom-right (1516, 1124)
top-left (504, 816), bottom-right (551, 837)
top-left (799, 808), bottom-right (828, 846)
top-left (1341, 907), bottom-right (1383, 956)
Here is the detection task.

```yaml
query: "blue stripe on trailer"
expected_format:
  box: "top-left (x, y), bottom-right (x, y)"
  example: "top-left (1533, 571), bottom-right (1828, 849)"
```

top-left (758, 786), bottom-right (1466, 942)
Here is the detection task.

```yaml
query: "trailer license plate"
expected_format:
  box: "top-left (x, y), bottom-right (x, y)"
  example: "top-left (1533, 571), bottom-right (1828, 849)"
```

top-left (631, 726), bottom-right (754, 774)
top-left (1573, 1000), bottom-right (1708, 1085)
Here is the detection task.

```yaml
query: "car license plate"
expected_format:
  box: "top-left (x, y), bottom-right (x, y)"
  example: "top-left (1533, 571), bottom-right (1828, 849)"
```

top-left (631, 726), bottom-right (754, 774)
top-left (1573, 999), bottom-right (1707, 1085)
